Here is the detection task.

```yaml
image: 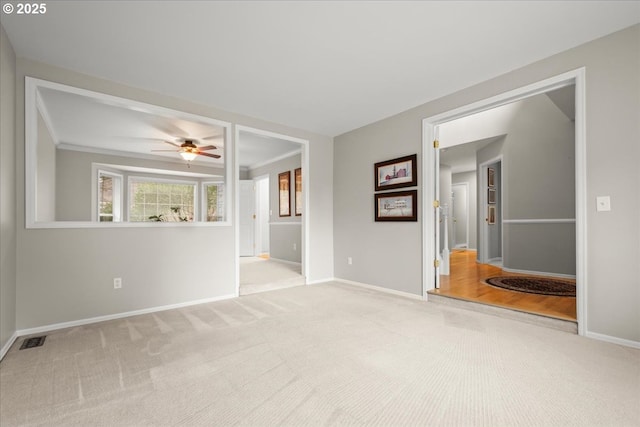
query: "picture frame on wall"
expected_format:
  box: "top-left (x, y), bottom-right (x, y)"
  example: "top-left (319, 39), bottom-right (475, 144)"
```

top-left (488, 188), bottom-right (496, 204)
top-left (488, 167), bottom-right (495, 187)
top-left (488, 205), bottom-right (496, 225)
top-left (374, 154), bottom-right (417, 191)
top-left (278, 171), bottom-right (291, 217)
top-left (375, 190), bottom-right (417, 222)
top-left (294, 168), bottom-right (302, 216)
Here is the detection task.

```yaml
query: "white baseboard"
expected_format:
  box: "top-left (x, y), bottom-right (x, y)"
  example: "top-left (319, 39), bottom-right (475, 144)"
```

top-left (306, 277), bottom-right (335, 285)
top-left (15, 293), bottom-right (236, 338)
top-left (501, 267), bottom-right (576, 280)
top-left (334, 278), bottom-right (423, 300)
top-left (0, 331), bottom-right (19, 361)
top-left (586, 331), bottom-right (640, 349)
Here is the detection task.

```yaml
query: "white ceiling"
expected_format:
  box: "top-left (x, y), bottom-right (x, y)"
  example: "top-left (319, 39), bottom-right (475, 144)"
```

top-left (3, 1), bottom-right (639, 137)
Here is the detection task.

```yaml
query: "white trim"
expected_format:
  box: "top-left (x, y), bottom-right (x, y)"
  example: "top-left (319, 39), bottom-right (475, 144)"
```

top-left (334, 278), bottom-right (423, 300)
top-left (0, 332), bottom-right (19, 361)
top-left (269, 221), bottom-right (302, 226)
top-left (585, 332), bottom-right (640, 349)
top-left (306, 278), bottom-right (336, 285)
top-left (422, 68), bottom-right (587, 336)
top-left (24, 76), bottom-right (232, 229)
top-left (501, 267), bottom-right (576, 280)
top-left (503, 218), bottom-right (576, 224)
top-left (235, 125), bottom-right (310, 297)
top-left (15, 294), bottom-right (236, 338)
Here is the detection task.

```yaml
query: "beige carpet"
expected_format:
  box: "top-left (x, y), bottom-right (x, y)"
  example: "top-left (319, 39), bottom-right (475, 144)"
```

top-left (239, 257), bottom-right (304, 295)
top-left (1, 282), bottom-right (638, 426)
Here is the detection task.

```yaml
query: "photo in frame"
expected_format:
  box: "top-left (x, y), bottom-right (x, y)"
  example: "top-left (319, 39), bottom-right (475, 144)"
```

top-left (278, 171), bottom-right (291, 217)
top-left (488, 167), bottom-right (495, 187)
top-left (374, 154), bottom-right (417, 191)
top-left (375, 190), bottom-right (417, 222)
top-left (488, 205), bottom-right (496, 225)
top-left (294, 167), bottom-right (302, 216)
top-left (488, 188), bottom-right (496, 204)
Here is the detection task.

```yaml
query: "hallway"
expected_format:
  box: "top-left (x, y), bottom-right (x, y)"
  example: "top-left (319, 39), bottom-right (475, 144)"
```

top-left (429, 250), bottom-right (576, 321)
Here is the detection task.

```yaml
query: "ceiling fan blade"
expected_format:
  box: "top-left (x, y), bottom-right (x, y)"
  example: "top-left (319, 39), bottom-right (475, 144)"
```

top-left (197, 145), bottom-right (218, 151)
top-left (163, 140), bottom-right (181, 147)
top-left (198, 152), bottom-right (221, 159)
top-left (151, 149), bottom-right (179, 152)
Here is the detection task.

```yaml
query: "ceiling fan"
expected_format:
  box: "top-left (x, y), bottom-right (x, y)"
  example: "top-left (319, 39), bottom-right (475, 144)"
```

top-left (152, 138), bottom-right (221, 162)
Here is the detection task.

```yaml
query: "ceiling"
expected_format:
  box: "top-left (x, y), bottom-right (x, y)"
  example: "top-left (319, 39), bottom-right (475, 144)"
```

top-left (36, 83), bottom-right (301, 169)
top-left (3, 1), bottom-right (639, 138)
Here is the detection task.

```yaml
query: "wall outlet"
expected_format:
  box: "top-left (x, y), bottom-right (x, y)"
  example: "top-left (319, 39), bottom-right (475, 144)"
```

top-left (293, 243), bottom-right (297, 251)
top-left (596, 196), bottom-right (611, 212)
top-left (348, 257), bottom-right (353, 265)
top-left (113, 277), bottom-right (122, 289)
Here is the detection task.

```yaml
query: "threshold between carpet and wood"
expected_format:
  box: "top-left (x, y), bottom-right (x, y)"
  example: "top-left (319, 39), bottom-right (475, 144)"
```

top-left (430, 250), bottom-right (577, 329)
top-left (1, 282), bottom-right (637, 426)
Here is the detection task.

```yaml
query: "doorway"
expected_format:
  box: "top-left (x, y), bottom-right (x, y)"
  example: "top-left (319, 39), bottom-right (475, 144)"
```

top-left (423, 69), bottom-right (586, 334)
top-left (235, 126), bottom-right (309, 296)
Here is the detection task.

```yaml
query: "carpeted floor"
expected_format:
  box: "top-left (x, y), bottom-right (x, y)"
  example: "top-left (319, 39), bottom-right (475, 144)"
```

top-left (239, 257), bottom-right (304, 295)
top-left (1, 282), bottom-right (638, 426)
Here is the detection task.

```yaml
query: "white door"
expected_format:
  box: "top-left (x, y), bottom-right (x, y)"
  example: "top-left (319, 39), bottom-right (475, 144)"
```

top-left (451, 183), bottom-right (469, 248)
top-left (239, 180), bottom-right (255, 256)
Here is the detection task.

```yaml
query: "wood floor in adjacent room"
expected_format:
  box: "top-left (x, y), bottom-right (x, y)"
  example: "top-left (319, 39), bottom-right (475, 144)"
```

top-left (430, 249), bottom-right (576, 321)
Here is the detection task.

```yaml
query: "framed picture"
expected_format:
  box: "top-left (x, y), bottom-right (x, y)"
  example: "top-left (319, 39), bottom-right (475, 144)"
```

top-left (294, 167), bottom-right (302, 216)
top-left (488, 188), bottom-right (496, 204)
top-left (278, 171), bottom-right (290, 217)
top-left (488, 205), bottom-right (496, 225)
top-left (375, 190), bottom-right (417, 222)
top-left (374, 154), bottom-right (417, 191)
top-left (488, 167), bottom-right (495, 187)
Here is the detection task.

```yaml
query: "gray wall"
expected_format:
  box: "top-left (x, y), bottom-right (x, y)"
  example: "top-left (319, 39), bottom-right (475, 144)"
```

top-left (13, 58), bottom-right (334, 330)
top-left (249, 154), bottom-right (302, 263)
top-left (0, 24), bottom-right (17, 355)
top-left (334, 25), bottom-right (640, 342)
top-left (55, 149), bottom-right (224, 221)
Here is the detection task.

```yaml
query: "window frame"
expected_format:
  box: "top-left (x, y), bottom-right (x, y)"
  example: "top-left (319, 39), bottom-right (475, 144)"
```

top-left (201, 181), bottom-right (225, 222)
top-left (95, 169), bottom-right (123, 223)
top-left (127, 175), bottom-right (199, 223)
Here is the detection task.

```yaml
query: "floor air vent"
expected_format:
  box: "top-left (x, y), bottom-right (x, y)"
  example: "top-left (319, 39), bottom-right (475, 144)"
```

top-left (20, 336), bottom-right (46, 350)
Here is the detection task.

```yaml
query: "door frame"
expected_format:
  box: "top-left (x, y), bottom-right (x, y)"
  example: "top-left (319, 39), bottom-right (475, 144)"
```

top-left (253, 174), bottom-right (270, 257)
top-left (422, 68), bottom-right (587, 335)
top-left (234, 125), bottom-right (310, 297)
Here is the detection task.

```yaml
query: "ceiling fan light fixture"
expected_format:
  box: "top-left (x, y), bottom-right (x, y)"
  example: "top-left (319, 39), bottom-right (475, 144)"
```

top-left (180, 151), bottom-right (198, 161)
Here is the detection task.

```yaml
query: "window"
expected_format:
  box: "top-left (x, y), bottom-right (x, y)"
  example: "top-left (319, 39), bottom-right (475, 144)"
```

top-left (203, 182), bottom-right (225, 222)
top-left (98, 171), bottom-right (122, 222)
top-left (129, 178), bottom-right (197, 222)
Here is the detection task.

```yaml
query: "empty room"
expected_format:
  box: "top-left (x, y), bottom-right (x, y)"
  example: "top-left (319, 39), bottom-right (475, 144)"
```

top-left (1, 2), bottom-right (639, 426)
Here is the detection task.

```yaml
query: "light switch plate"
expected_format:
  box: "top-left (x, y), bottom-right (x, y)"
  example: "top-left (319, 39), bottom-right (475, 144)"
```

top-left (596, 196), bottom-right (611, 212)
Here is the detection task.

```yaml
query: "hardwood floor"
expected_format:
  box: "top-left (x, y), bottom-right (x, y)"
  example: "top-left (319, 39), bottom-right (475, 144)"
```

top-left (429, 249), bottom-right (576, 321)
